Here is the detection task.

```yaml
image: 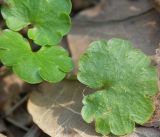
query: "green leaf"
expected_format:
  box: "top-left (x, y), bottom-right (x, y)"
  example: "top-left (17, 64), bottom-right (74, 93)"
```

top-left (1, 0), bottom-right (71, 46)
top-left (77, 39), bottom-right (158, 136)
top-left (0, 29), bottom-right (73, 84)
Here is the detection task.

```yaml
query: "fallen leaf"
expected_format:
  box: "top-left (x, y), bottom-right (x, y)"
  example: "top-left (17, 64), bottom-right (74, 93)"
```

top-left (72, 0), bottom-right (98, 11)
top-left (144, 48), bottom-right (160, 128)
top-left (153, 0), bottom-right (160, 12)
top-left (28, 79), bottom-right (160, 137)
top-left (28, 80), bottom-right (101, 137)
top-left (75, 0), bottom-right (152, 21)
top-left (145, 92), bottom-right (160, 128)
top-left (0, 73), bottom-right (25, 113)
top-left (122, 127), bottom-right (160, 137)
top-left (68, 1), bottom-right (160, 75)
top-left (0, 134), bottom-right (6, 137)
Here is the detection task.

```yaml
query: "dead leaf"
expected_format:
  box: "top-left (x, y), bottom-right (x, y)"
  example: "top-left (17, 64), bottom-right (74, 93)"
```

top-left (145, 92), bottom-right (160, 128)
top-left (122, 127), bottom-right (160, 137)
top-left (0, 134), bottom-right (7, 137)
top-left (27, 1), bottom-right (160, 136)
top-left (0, 74), bottom-right (24, 113)
top-left (28, 80), bottom-right (160, 137)
top-left (144, 48), bottom-right (160, 128)
top-left (0, 67), bottom-right (10, 77)
top-left (28, 80), bottom-right (101, 137)
top-left (153, 0), bottom-right (160, 12)
top-left (75, 0), bottom-right (153, 22)
top-left (68, 0), bottom-right (160, 75)
top-left (72, 0), bottom-right (98, 11)
top-left (69, 11), bottom-right (160, 75)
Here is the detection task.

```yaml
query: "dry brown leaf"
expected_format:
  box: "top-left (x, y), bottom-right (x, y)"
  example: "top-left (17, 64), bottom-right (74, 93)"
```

top-left (28, 80), bottom-right (101, 137)
top-left (153, 0), bottom-right (160, 12)
top-left (27, 1), bottom-right (160, 136)
top-left (72, 0), bottom-right (93, 11)
top-left (68, 11), bottom-right (160, 75)
top-left (28, 80), bottom-right (160, 137)
top-left (75, 0), bottom-right (152, 21)
top-left (0, 134), bottom-right (6, 137)
top-left (0, 74), bottom-right (25, 113)
top-left (122, 127), bottom-right (160, 137)
top-left (145, 92), bottom-right (160, 128)
top-left (144, 48), bottom-right (160, 128)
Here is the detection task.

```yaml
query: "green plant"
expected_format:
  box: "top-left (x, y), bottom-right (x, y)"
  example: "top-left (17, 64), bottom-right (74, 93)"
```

top-left (77, 39), bottom-right (158, 136)
top-left (0, 0), bottom-right (73, 83)
top-left (0, 1), bottom-right (157, 136)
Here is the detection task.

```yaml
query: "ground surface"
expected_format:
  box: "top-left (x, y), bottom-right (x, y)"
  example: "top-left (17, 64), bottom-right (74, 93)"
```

top-left (0, 0), bottom-right (160, 137)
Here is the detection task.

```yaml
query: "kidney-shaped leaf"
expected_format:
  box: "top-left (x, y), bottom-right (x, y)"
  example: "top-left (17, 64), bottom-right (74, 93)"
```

top-left (0, 30), bottom-right (73, 84)
top-left (1, 0), bottom-right (71, 46)
top-left (77, 39), bottom-right (158, 136)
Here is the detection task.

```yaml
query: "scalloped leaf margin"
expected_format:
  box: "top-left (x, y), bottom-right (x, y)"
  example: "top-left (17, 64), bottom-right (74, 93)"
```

top-left (1, 0), bottom-right (72, 46)
top-left (77, 39), bottom-right (158, 136)
top-left (0, 30), bottom-right (73, 83)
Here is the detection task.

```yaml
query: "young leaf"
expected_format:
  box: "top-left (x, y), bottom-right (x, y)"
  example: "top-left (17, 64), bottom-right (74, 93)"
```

top-left (0, 30), bottom-right (73, 84)
top-left (77, 39), bottom-right (158, 136)
top-left (1, 0), bottom-right (71, 46)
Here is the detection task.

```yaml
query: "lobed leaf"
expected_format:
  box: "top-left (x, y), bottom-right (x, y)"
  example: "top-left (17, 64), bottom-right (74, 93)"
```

top-left (0, 30), bottom-right (73, 83)
top-left (1, 0), bottom-right (72, 46)
top-left (77, 39), bottom-right (158, 135)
